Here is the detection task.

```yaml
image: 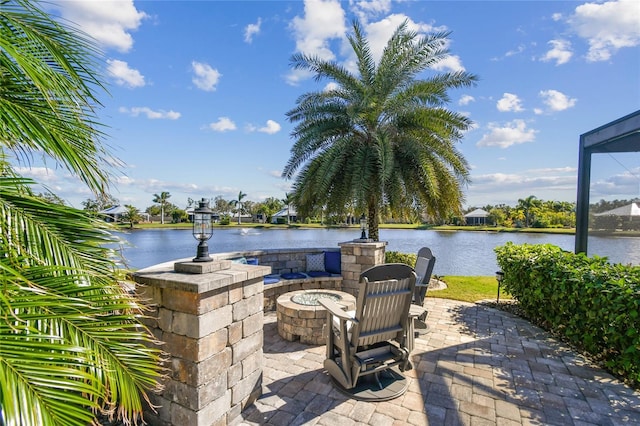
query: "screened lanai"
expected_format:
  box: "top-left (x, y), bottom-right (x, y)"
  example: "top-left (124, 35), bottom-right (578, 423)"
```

top-left (575, 110), bottom-right (640, 257)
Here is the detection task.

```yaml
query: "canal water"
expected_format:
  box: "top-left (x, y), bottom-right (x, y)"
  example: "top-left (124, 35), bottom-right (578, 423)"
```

top-left (116, 228), bottom-right (639, 276)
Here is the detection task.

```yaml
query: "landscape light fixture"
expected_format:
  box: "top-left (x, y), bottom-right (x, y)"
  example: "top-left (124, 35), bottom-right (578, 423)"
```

top-left (360, 213), bottom-right (367, 240)
top-left (192, 198), bottom-right (213, 262)
top-left (495, 270), bottom-right (504, 302)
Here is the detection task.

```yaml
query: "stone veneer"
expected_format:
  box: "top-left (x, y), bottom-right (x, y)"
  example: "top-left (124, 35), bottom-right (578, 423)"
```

top-left (134, 259), bottom-right (270, 426)
top-left (276, 289), bottom-right (356, 344)
top-left (339, 240), bottom-right (387, 295)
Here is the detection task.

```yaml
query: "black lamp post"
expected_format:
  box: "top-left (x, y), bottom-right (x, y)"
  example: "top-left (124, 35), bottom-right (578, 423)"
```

top-left (495, 270), bottom-right (504, 302)
top-left (360, 213), bottom-right (367, 240)
top-left (192, 198), bottom-right (213, 262)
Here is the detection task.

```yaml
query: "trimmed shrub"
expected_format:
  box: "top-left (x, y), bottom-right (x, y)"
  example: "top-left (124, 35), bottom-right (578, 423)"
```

top-left (385, 251), bottom-right (416, 266)
top-left (495, 242), bottom-right (640, 388)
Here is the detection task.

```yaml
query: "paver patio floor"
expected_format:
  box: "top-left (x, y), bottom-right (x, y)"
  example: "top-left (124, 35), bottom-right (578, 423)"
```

top-left (236, 298), bottom-right (640, 425)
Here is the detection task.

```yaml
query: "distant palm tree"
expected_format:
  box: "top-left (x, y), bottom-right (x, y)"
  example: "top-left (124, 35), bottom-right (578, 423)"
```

top-left (153, 191), bottom-right (171, 224)
top-left (234, 191), bottom-right (247, 224)
top-left (283, 20), bottom-right (476, 241)
top-left (517, 195), bottom-right (539, 227)
top-left (121, 204), bottom-right (143, 229)
top-left (282, 192), bottom-right (294, 224)
top-left (0, 1), bottom-right (163, 425)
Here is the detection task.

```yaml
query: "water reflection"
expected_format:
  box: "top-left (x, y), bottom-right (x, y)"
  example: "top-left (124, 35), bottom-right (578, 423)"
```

top-left (117, 228), bottom-right (638, 276)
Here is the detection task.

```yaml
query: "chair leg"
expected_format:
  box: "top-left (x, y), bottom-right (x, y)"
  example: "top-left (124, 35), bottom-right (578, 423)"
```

top-left (373, 372), bottom-right (383, 390)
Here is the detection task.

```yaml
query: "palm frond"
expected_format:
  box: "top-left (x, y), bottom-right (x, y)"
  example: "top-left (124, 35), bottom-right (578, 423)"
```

top-left (0, 0), bottom-right (112, 194)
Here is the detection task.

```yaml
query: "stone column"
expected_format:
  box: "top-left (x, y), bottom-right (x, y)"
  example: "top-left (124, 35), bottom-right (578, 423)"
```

top-left (134, 259), bottom-right (270, 426)
top-left (339, 240), bottom-right (387, 295)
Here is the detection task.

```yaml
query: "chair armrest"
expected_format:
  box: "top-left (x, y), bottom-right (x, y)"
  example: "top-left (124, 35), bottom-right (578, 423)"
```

top-left (319, 299), bottom-right (356, 321)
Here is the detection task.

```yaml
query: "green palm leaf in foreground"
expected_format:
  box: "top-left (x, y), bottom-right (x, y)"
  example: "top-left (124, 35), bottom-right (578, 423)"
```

top-left (1, 1), bottom-right (164, 424)
top-left (0, 179), bottom-right (164, 425)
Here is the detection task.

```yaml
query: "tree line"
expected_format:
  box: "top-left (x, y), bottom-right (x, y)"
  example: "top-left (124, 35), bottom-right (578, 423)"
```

top-left (81, 190), bottom-right (640, 229)
top-left (81, 190), bottom-right (291, 226)
top-left (463, 196), bottom-right (640, 229)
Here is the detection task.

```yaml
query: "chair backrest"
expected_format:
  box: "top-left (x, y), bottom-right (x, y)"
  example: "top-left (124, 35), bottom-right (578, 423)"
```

top-left (414, 247), bottom-right (436, 304)
top-left (351, 264), bottom-right (416, 347)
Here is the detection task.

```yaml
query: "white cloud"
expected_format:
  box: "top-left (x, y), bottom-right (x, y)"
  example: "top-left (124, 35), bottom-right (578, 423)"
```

top-left (476, 120), bottom-right (537, 148)
top-left (541, 39), bottom-right (573, 65)
top-left (209, 117), bottom-right (236, 132)
top-left (431, 54), bottom-right (466, 73)
top-left (466, 170), bottom-right (577, 206)
top-left (107, 59), bottom-right (145, 88)
top-left (568, 0), bottom-right (640, 62)
top-left (192, 61), bottom-right (222, 92)
top-left (286, 0), bottom-right (346, 84)
top-left (14, 166), bottom-right (59, 183)
top-left (119, 107), bottom-right (180, 120)
top-left (351, 0), bottom-right (392, 23)
top-left (585, 167), bottom-right (640, 199)
top-left (324, 82), bottom-right (340, 92)
top-left (363, 14), bottom-right (447, 65)
top-left (113, 175), bottom-right (135, 185)
top-left (538, 89), bottom-right (577, 112)
top-left (285, 68), bottom-right (315, 86)
top-left (496, 93), bottom-right (524, 112)
top-left (504, 44), bottom-right (526, 58)
top-left (269, 170), bottom-right (283, 178)
top-left (245, 18), bottom-right (262, 43)
top-left (290, 0), bottom-right (346, 60)
top-left (258, 120), bottom-right (282, 134)
top-left (458, 95), bottom-right (475, 106)
top-left (50, 1), bottom-right (147, 52)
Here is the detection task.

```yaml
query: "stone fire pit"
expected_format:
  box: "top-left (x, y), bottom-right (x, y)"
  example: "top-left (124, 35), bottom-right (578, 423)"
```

top-left (276, 289), bottom-right (356, 345)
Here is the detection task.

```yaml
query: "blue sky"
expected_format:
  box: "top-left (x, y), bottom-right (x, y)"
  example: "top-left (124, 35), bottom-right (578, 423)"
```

top-left (22, 0), bottom-right (640, 211)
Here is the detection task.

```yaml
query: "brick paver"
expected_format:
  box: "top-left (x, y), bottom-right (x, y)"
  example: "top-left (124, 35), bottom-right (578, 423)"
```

top-left (235, 298), bottom-right (640, 425)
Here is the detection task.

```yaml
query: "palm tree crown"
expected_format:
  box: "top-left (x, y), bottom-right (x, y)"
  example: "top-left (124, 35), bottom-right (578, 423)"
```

top-left (283, 20), bottom-right (477, 240)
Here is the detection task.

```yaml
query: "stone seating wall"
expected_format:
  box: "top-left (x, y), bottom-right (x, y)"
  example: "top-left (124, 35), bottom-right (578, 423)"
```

top-left (210, 247), bottom-right (340, 275)
top-left (211, 248), bottom-right (343, 311)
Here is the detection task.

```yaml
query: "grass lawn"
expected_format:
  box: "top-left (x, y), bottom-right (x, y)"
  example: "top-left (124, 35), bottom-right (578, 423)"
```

top-left (427, 275), bottom-right (510, 303)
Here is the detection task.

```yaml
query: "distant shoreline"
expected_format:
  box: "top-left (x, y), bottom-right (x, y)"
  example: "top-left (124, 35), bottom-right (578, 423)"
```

top-left (118, 222), bottom-right (583, 235)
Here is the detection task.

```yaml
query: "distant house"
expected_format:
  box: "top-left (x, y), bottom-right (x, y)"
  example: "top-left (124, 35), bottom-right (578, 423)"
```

top-left (591, 202), bottom-right (640, 232)
top-left (271, 207), bottom-right (297, 224)
top-left (594, 202), bottom-right (640, 217)
top-left (593, 202), bottom-right (640, 231)
top-left (99, 205), bottom-right (128, 222)
top-left (464, 208), bottom-right (490, 225)
top-left (99, 205), bottom-right (149, 223)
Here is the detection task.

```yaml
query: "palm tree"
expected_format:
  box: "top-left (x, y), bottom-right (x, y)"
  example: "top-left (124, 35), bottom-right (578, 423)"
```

top-left (234, 190), bottom-right (247, 224)
top-left (282, 192), bottom-right (294, 224)
top-left (283, 20), bottom-right (476, 241)
top-left (121, 204), bottom-right (143, 229)
top-left (152, 191), bottom-right (171, 224)
top-left (0, 2), bottom-right (162, 425)
top-left (517, 195), bottom-right (539, 227)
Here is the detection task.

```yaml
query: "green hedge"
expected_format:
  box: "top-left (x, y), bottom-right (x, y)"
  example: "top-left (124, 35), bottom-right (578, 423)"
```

top-left (385, 251), bottom-right (417, 266)
top-left (495, 242), bottom-right (640, 388)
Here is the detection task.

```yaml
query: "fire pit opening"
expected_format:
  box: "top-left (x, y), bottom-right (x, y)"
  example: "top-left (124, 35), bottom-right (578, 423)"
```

top-left (291, 291), bottom-right (342, 306)
top-left (276, 289), bottom-right (356, 344)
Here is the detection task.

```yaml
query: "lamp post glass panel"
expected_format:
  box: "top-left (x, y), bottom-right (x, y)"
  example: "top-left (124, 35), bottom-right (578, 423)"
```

top-left (193, 198), bottom-right (213, 262)
top-left (360, 214), bottom-right (367, 240)
top-left (495, 271), bottom-right (504, 302)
